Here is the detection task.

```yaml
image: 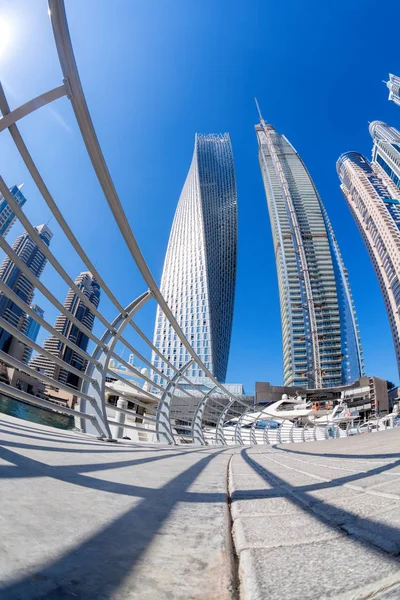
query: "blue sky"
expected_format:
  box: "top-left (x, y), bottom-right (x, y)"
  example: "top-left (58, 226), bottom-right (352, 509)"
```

top-left (0, 0), bottom-right (400, 393)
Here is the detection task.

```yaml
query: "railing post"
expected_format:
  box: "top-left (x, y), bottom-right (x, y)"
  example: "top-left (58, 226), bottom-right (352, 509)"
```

top-left (250, 420), bottom-right (257, 445)
top-left (191, 386), bottom-right (217, 445)
top-left (113, 398), bottom-right (128, 439)
top-left (290, 421), bottom-right (295, 443)
top-left (234, 413), bottom-right (245, 445)
top-left (80, 292), bottom-right (151, 438)
top-left (263, 417), bottom-right (272, 445)
top-left (155, 360), bottom-right (193, 444)
top-left (216, 401), bottom-right (233, 445)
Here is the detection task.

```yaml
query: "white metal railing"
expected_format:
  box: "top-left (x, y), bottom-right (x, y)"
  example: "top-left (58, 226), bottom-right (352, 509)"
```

top-left (0, 0), bottom-right (251, 446)
top-left (1, 3), bottom-right (393, 449)
top-left (215, 404), bottom-right (400, 446)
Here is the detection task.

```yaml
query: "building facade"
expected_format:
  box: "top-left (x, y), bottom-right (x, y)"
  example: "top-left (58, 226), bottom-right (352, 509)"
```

top-left (370, 120), bottom-right (400, 189)
top-left (385, 74), bottom-right (400, 107)
top-left (0, 185), bottom-right (27, 238)
top-left (152, 133), bottom-right (237, 385)
top-left (338, 124), bottom-right (400, 377)
top-left (256, 117), bottom-right (363, 389)
top-left (0, 224), bottom-right (52, 362)
top-left (30, 272), bottom-right (100, 389)
top-left (23, 304), bottom-right (45, 364)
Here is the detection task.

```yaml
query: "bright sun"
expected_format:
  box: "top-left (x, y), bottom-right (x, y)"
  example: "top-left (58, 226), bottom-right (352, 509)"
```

top-left (0, 18), bottom-right (12, 59)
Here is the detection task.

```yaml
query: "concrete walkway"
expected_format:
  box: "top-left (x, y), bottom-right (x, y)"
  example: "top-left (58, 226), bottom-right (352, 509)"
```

top-left (1, 413), bottom-right (400, 599)
top-left (0, 413), bottom-right (234, 600)
top-left (230, 431), bottom-right (400, 600)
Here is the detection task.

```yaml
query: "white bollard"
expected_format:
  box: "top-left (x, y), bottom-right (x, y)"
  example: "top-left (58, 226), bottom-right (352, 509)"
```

top-left (113, 398), bottom-right (128, 439)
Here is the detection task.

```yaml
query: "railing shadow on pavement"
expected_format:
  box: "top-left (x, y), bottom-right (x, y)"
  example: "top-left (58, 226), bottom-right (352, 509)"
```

top-left (0, 441), bottom-right (230, 599)
top-left (276, 443), bottom-right (400, 462)
top-left (235, 447), bottom-right (400, 561)
top-left (0, 421), bottom-right (222, 456)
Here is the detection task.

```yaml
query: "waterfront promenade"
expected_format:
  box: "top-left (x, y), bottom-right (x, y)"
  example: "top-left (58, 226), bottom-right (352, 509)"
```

top-left (0, 413), bottom-right (400, 599)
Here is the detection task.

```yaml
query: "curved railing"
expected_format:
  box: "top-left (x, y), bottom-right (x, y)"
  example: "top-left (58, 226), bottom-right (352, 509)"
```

top-left (0, 2), bottom-right (396, 448)
top-left (0, 0), bottom-right (254, 445)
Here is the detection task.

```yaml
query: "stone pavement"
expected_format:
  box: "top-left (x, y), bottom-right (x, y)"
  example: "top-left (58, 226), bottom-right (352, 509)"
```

top-left (1, 412), bottom-right (400, 599)
top-left (230, 430), bottom-right (400, 600)
top-left (0, 413), bottom-right (234, 600)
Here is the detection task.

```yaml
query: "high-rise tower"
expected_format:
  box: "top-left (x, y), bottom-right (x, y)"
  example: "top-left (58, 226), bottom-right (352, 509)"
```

top-left (0, 185), bottom-right (27, 238)
top-left (0, 224), bottom-right (52, 361)
top-left (152, 133), bottom-right (237, 385)
top-left (384, 74), bottom-right (400, 107)
top-left (30, 272), bottom-right (100, 389)
top-left (256, 114), bottom-right (363, 389)
top-left (369, 120), bottom-right (400, 189)
top-left (338, 126), bottom-right (400, 377)
top-left (23, 304), bottom-right (45, 364)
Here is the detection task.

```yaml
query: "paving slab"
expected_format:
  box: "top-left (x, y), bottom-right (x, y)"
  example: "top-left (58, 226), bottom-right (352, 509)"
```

top-left (238, 540), bottom-right (400, 600)
top-left (2, 412), bottom-right (400, 600)
top-left (0, 413), bottom-right (236, 600)
top-left (230, 494), bottom-right (302, 519)
top-left (232, 513), bottom-right (340, 551)
top-left (229, 430), bottom-right (400, 600)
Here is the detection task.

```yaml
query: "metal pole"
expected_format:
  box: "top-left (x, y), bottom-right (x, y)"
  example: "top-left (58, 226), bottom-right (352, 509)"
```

top-left (113, 398), bottom-right (128, 439)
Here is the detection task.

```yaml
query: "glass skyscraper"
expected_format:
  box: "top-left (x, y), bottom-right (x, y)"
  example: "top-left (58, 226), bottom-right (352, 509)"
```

top-left (0, 224), bottom-right (52, 362)
top-left (152, 133), bottom-right (237, 385)
top-left (23, 304), bottom-right (44, 364)
top-left (30, 272), bottom-right (101, 389)
top-left (0, 185), bottom-right (27, 238)
top-left (256, 118), bottom-right (363, 389)
top-left (338, 121), bottom-right (400, 377)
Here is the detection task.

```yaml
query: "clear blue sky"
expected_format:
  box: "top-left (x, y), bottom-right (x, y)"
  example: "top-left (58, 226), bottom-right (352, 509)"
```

top-left (0, 0), bottom-right (400, 393)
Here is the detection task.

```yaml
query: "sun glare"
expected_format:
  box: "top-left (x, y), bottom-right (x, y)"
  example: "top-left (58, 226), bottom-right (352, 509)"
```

top-left (0, 18), bottom-right (12, 60)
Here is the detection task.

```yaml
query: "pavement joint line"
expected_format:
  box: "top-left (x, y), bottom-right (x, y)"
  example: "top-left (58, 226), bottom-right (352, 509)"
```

top-left (259, 452), bottom-right (400, 500)
top-left (250, 451), bottom-right (400, 556)
top-left (275, 446), bottom-right (400, 463)
top-left (227, 453), bottom-right (241, 600)
top-left (276, 454), bottom-right (370, 473)
top-left (232, 534), bottom-right (341, 552)
top-left (245, 449), bottom-right (400, 561)
top-left (249, 449), bottom-right (400, 528)
top-left (363, 477), bottom-right (400, 489)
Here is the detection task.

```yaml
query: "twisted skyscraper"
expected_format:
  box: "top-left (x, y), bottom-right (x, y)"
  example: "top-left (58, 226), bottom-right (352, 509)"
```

top-left (256, 111), bottom-right (363, 389)
top-left (152, 133), bottom-right (237, 385)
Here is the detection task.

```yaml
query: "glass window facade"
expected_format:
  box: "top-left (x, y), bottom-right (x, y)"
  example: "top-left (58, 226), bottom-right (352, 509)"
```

top-left (152, 134), bottom-right (237, 385)
top-left (337, 148), bottom-right (400, 379)
top-left (0, 185), bottom-right (27, 239)
top-left (257, 124), bottom-right (363, 389)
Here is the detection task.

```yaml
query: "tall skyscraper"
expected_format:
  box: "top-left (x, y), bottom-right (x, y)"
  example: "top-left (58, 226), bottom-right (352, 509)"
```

top-left (23, 304), bottom-right (45, 364)
top-left (30, 272), bottom-right (101, 389)
top-left (152, 133), bottom-right (237, 385)
top-left (0, 185), bottom-right (27, 238)
top-left (256, 114), bottom-right (363, 389)
top-left (338, 125), bottom-right (400, 376)
top-left (384, 74), bottom-right (400, 107)
top-left (0, 224), bottom-right (52, 362)
top-left (369, 120), bottom-right (400, 189)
